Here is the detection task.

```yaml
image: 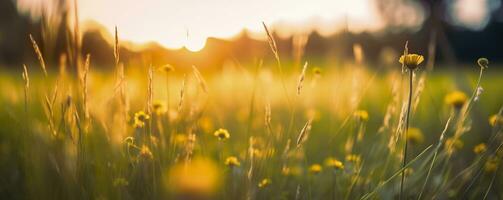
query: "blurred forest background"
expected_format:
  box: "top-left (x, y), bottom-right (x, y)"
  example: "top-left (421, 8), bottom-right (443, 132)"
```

top-left (0, 0), bottom-right (502, 70)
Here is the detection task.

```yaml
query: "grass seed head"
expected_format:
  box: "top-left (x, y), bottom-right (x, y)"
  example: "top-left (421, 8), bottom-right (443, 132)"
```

top-left (477, 58), bottom-right (489, 69)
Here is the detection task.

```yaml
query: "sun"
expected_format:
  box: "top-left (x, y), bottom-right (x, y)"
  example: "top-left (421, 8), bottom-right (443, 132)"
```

top-left (184, 37), bottom-right (207, 52)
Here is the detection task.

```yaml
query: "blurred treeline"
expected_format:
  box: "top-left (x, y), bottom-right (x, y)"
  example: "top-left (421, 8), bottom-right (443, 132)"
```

top-left (1, 0), bottom-right (503, 71)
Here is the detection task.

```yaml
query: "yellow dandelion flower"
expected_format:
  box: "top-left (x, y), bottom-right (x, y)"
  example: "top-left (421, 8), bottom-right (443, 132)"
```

top-left (399, 53), bottom-right (424, 70)
top-left (407, 128), bottom-right (424, 144)
top-left (445, 137), bottom-right (464, 150)
top-left (153, 100), bottom-right (166, 115)
top-left (489, 114), bottom-right (502, 127)
top-left (309, 164), bottom-right (323, 174)
top-left (354, 110), bottom-right (369, 122)
top-left (133, 120), bottom-right (145, 129)
top-left (484, 156), bottom-right (499, 173)
top-left (214, 128), bottom-right (230, 141)
top-left (133, 111), bottom-right (150, 128)
top-left (251, 148), bottom-right (263, 158)
top-left (325, 157), bottom-right (344, 170)
top-left (282, 166), bottom-right (302, 176)
top-left (224, 156), bottom-right (240, 167)
top-left (139, 145), bottom-right (153, 159)
top-left (473, 143), bottom-right (487, 154)
top-left (258, 178), bottom-right (272, 188)
top-left (159, 64), bottom-right (175, 73)
top-left (345, 154), bottom-right (362, 164)
top-left (445, 91), bottom-right (467, 109)
top-left (135, 111), bottom-right (150, 121)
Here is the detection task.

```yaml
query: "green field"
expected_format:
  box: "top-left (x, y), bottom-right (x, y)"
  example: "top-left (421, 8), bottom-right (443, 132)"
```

top-left (0, 61), bottom-right (502, 199)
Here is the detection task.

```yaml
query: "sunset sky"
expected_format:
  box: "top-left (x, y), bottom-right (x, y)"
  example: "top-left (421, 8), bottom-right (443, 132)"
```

top-left (16, 0), bottom-right (500, 51)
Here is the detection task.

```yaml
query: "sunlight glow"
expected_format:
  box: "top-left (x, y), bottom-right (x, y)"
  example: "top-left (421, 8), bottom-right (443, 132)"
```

top-left (16, 0), bottom-right (431, 50)
top-left (75, 0), bottom-right (385, 50)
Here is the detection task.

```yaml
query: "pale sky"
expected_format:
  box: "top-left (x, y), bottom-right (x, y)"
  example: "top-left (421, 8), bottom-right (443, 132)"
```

top-left (16, 0), bottom-right (499, 51)
top-left (78, 0), bottom-right (385, 51)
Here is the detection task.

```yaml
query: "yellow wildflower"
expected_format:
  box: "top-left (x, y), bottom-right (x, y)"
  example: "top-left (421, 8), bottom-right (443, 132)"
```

top-left (484, 156), bottom-right (499, 173)
top-left (399, 54), bottom-right (424, 70)
top-left (139, 145), bottom-right (153, 159)
top-left (489, 114), bottom-right (502, 127)
top-left (345, 154), bottom-right (362, 164)
top-left (407, 128), bottom-right (424, 144)
top-left (354, 110), bottom-right (369, 122)
top-left (225, 156), bottom-right (240, 167)
top-left (445, 137), bottom-right (464, 150)
top-left (214, 128), bottom-right (230, 141)
top-left (258, 178), bottom-right (272, 188)
top-left (445, 91), bottom-right (467, 109)
top-left (325, 157), bottom-right (344, 170)
top-left (282, 166), bottom-right (302, 176)
top-left (133, 111), bottom-right (150, 128)
top-left (473, 143), bottom-right (487, 154)
top-left (309, 164), bottom-right (322, 174)
top-left (159, 64), bottom-right (175, 73)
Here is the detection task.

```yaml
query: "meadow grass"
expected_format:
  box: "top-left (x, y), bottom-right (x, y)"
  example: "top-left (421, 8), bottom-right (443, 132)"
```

top-left (0, 58), bottom-right (502, 199)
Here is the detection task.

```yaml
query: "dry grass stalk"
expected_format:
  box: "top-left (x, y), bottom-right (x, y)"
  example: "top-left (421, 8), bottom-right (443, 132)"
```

top-left (412, 73), bottom-right (425, 113)
top-left (22, 64), bottom-right (30, 113)
top-left (178, 74), bottom-right (187, 112)
top-left (191, 65), bottom-right (208, 93)
top-left (82, 54), bottom-right (90, 119)
top-left (73, 0), bottom-right (81, 75)
top-left (426, 30), bottom-right (437, 71)
top-left (265, 101), bottom-right (272, 127)
top-left (29, 34), bottom-right (48, 77)
top-left (147, 65), bottom-right (154, 114)
top-left (401, 41), bottom-right (408, 74)
top-left (262, 22), bottom-right (279, 60)
top-left (296, 118), bottom-right (313, 148)
top-left (262, 22), bottom-right (292, 110)
top-left (297, 62), bottom-right (308, 96)
top-left (114, 26), bottom-right (120, 66)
